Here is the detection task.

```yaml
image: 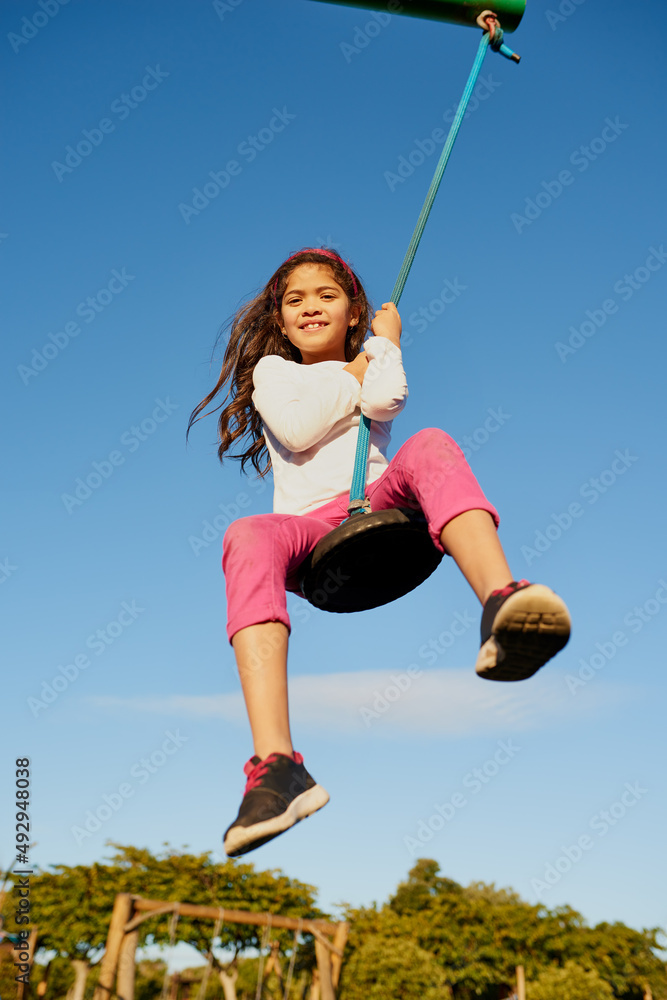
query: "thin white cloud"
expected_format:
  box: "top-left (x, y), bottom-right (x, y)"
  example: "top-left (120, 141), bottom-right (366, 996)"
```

top-left (86, 668), bottom-right (632, 738)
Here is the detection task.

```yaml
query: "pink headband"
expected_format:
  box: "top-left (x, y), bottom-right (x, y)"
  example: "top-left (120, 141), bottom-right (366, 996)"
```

top-left (273, 249), bottom-right (358, 309)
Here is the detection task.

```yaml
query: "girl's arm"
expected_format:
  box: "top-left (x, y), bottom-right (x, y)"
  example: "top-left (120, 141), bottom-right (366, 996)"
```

top-left (361, 302), bottom-right (408, 421)
top-left (252, 356), bottom-right (361, 453)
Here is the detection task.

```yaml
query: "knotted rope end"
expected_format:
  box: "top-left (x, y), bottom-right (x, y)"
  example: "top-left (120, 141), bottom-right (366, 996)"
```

top-left (476, 9), bottom-right (521, 63)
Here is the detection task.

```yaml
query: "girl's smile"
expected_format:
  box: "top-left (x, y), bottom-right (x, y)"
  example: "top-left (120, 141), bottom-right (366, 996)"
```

top-left (279, 263), bottom-right (359, 364)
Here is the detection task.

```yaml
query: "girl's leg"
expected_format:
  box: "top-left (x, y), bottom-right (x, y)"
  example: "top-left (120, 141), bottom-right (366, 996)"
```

top-left (222, 508), bottom-right (344, 856)
top-left (439, 510), bottom-right (512, 605)
top-left (224, 622), bottom-right (330, 857)
top-left (222, 504), bottom-right (344, 754)
top-left (231, 621), bottom-right (292, 760)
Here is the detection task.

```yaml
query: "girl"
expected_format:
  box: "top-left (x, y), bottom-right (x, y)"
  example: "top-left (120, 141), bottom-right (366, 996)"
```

top-left (189, 247), bottom-right (571, 858)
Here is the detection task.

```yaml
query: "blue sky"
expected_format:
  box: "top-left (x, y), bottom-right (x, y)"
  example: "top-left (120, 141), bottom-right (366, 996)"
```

top-left (2, 0), bottom-right (666, 961)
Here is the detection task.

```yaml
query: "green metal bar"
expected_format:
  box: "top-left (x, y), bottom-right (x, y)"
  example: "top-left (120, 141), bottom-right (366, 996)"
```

top-left (308, 0), bottom-right (525, 33)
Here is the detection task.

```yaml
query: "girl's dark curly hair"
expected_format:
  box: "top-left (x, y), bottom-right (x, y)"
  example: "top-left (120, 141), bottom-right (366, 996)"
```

top-left (188, 248), bottom-right (371, 477)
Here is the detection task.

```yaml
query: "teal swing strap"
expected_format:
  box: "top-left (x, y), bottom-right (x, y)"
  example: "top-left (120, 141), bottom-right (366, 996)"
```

top-left (347, 15), bottom-right (519, 515)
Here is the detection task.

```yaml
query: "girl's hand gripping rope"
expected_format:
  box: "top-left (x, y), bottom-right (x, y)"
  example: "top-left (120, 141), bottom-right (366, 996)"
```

top-left (371, 301), bottom-right (402, 349)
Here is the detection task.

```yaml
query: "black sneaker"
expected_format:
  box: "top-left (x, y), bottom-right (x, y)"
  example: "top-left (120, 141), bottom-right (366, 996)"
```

top-left (223, 752), bottom-right (329, 857)
top-left (475, 580), bottom-right (571, 681)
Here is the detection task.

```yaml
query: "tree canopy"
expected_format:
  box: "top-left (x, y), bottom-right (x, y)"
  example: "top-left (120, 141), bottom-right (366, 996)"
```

top-left (339, 859), bottom-right (667, 1000)
top-left (529, 961), bottom-right (615, 1000)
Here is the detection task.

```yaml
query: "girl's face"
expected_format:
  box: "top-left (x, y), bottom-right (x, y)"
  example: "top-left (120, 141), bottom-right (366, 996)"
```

top-left (279, 263), bottom-right (360, 364)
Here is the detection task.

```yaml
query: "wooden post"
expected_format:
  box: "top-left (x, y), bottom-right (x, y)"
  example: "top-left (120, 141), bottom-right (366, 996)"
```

top-left (330, 922), bottom-right (348, 989)
top-left (93, 893), bottom-right (134, 1000)
top-left (314, 938), bottom-right (335, 1000)
top-left (643, 985), bottom-right (653, 1000)
top-left (309, 966), bottom-right (320, 1000)
top-left (516, 965), bottom-right (526, 1000)
top-left (116, 928), bottom-right (138, 1000)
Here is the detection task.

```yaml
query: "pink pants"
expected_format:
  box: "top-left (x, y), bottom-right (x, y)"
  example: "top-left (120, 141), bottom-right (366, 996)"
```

top-left (222, 428), bottom-right (499, 641)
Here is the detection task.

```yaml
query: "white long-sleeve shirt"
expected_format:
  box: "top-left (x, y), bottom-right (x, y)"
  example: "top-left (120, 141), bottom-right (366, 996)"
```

top-left (252, 336), bottom-right (408, 515)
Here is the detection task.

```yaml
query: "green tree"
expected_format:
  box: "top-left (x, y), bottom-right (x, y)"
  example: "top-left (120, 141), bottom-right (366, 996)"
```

top-left (528, 960), bottom-right (614, 1000)
top-left (581, 921), bottom-right (667, 998)
top-left (134, 960), bottom-right (167, 1000)
top-left (343, 860), bottom-right (667, 1000)
top-left (340, 935), bottom-right (452, 1000)
top-left (384, 859), bottom-right (545, 996)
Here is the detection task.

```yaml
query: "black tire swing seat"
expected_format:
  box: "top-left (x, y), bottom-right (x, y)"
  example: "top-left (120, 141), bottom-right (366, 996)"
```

top-left (299, 508), bottom-right (443, 613)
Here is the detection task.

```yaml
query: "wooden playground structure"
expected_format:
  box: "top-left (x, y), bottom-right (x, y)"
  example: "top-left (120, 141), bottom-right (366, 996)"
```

top-left (93, 893), bottom-right (349, 1000)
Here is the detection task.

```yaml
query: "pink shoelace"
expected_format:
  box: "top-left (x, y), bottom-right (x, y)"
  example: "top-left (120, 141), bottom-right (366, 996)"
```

top-left (490, 579), bottom-right (530, 599)
top-left (243, 752), bottom-right (304, 793)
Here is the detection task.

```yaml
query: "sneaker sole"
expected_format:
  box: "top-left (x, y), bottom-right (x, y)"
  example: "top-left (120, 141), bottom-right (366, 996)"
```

top-left (223, 783), bottom-right (330, 857)
top-left (476, 584), bottom-right (571, 682)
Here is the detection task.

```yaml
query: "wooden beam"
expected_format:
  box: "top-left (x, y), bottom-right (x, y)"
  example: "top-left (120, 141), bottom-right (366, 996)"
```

top-left (129, 896), bottom-right (339, 938)
top-left (124, 904), bottom-right (179, 933)
top-left (93, 893), bottom-right (134, 1000)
